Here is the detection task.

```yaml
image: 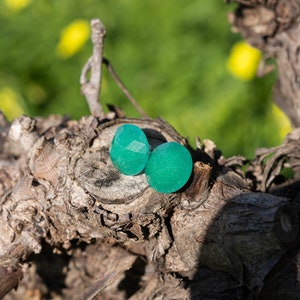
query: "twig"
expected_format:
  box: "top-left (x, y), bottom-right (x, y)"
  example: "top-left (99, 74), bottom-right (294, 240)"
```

top-left (80, 256), bottom-right (135, 300)
top-left (80, 19), bottom-right (147, 118)
top-left (80, 19), bottom-right (106, 118)
top-left (103, 57), bottom-right (148, 118)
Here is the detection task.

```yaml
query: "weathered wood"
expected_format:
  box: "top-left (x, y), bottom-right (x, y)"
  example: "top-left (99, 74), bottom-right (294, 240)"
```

top-left (0, 264), bottom-right (23, 299)
top-left (0, 110), bottom-right (299, 299)
top-left (229, 0), bottom-right (300, 127)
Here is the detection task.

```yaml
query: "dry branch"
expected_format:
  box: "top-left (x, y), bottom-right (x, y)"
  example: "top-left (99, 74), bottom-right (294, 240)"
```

top-left (80, 19), bottom-right (106, 118)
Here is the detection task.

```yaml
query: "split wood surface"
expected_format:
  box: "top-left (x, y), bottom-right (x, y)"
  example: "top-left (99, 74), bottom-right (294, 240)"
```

top-left (1, 1), bottom-right (300, 299)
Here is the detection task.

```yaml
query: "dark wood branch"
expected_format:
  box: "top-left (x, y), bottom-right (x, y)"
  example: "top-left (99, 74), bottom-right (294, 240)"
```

top-left (0, 263), bottom-right (23, 299)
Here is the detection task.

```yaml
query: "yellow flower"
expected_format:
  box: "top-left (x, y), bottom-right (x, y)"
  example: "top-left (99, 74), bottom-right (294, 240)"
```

top-left (227, 41), bottom-right (261, 81)
top-left (4, 0), bottom-right (31, 12)
top-left (0, 87), bottom-right (25, 120)
top-left (56, 20), bottom-right (90, 59)
top-left (271, 104), bottom-right (292, 140)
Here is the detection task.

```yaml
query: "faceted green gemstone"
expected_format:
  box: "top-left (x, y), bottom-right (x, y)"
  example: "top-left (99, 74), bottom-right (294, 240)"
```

top-left (145, 142), bottom-right (193, 193)
top-left (110, 124), bottom-right (150, 175)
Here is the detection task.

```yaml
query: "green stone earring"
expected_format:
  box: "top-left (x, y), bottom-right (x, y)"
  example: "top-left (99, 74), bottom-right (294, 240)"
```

top-left (110, 124), bottom-right (150, 175)
top-left (145, 142), bottom-right (193, 194)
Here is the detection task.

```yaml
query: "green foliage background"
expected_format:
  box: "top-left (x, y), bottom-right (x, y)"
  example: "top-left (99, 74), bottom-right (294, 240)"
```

top-left (0, 0), bottom-right (284, 158)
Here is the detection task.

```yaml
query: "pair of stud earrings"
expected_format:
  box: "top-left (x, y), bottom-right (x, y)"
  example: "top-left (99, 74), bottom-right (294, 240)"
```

top-left (109, 124), bottom-right (193, 194)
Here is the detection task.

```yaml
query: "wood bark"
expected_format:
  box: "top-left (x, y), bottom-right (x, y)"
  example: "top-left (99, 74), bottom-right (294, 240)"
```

top-left (1, 1), bottom-right (300, 299)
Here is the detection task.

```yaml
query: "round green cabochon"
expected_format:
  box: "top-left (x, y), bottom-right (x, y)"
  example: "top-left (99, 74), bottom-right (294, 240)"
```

top-left (145, 142), bottom-right (193, 193)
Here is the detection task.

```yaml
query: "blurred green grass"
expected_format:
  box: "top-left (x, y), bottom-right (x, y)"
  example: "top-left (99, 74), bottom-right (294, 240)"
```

top-left (0, 0), bottom-right (289, 158)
